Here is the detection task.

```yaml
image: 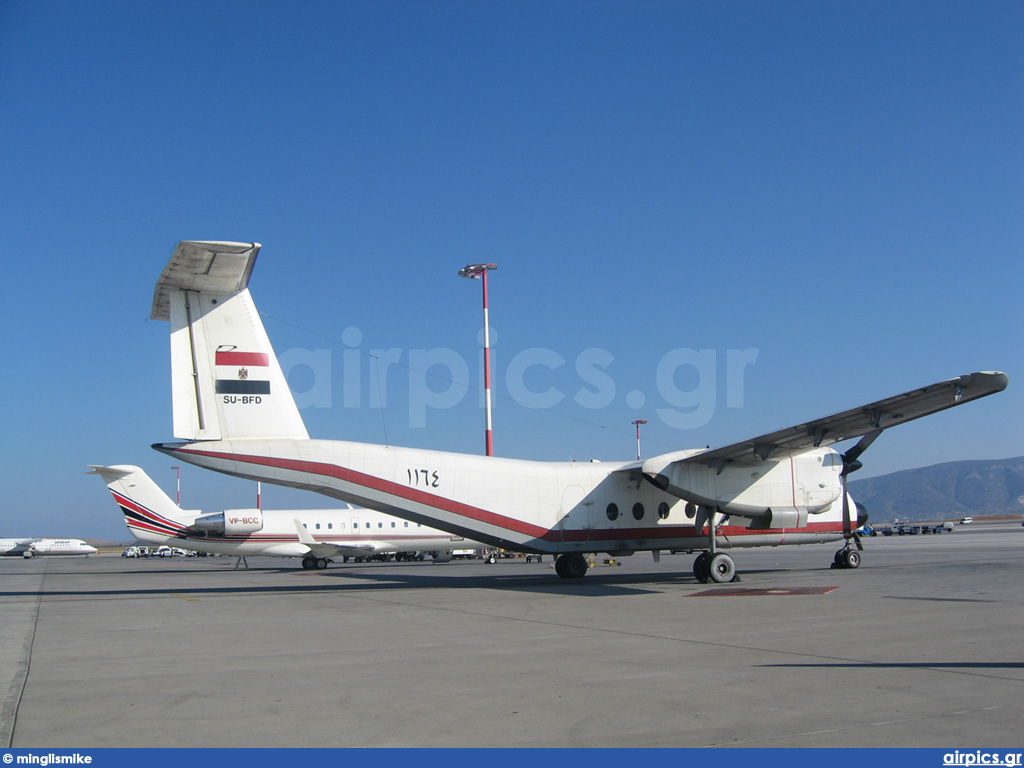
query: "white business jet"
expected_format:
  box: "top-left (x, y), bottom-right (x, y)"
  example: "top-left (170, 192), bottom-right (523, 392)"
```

top-left (149, 241), bottom-right (1008, 582)
top-left (90, 465), bottom-right (486, 569)
top-left (0, 538), bottom-right (98, 557)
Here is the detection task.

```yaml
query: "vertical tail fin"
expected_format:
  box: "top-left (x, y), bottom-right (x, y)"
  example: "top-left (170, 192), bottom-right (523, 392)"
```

top-left (151, 241), bottom-right (309, 441)
top-left (88, 465), bottom-right (195, 542)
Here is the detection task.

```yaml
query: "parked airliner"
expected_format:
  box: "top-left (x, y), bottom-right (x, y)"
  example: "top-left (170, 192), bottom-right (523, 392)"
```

top-left (0, 538), bottom-right (98, 557)
top-left (148, 241), bottom-right (1008, 582)
top-left (90, 465), bottom-right (486, 569)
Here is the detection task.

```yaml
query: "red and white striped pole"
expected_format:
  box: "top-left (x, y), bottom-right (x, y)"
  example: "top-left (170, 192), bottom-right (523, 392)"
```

top-left (632, 419), bottom-right (648, 461)
top-left (460, 263), bottom-right (498, 456)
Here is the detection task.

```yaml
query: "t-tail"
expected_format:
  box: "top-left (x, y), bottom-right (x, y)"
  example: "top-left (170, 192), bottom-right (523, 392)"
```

top-left (88, 465), bottom-right (196, 543)
top-left (151, 241), bottom-right (308, 442)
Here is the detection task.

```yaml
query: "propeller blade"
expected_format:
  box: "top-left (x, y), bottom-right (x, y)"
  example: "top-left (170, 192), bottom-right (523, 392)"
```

top-left (842, 472), bottom-right (851, 539)
top-left (841, 433), bottom-right (879, 542)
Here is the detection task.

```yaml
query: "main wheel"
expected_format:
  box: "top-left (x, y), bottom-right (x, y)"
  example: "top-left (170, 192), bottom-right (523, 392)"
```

top-left (842, 549), bottom-right (861, 569)
top-left (316, 558), bottom-right (329, 570)
top-left (564, 553), bottom-right (589, 578)
top-left (555, 553), bottom-right (589, 579)
top-left (707, 553), bottom-right (736, 583)
top-left (301, 557), bottom-right (315, 570)
top-left (693, 552), bottom-right (711, 583)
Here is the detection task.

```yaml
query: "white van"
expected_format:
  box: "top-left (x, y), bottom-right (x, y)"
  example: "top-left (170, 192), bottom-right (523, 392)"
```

top-left (959, 517), bottom-right (973, 525)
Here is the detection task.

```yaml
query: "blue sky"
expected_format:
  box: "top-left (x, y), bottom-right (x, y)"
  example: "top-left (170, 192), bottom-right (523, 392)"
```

top-left (1, 0), bottom-right (1021, 541)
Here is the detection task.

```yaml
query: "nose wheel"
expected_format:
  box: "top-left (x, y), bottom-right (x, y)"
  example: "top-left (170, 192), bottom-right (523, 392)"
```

top-left (831, 547), bottom-right (861, 569)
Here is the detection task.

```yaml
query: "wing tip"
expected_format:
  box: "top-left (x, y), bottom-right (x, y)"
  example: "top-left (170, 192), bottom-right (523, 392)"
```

top-left (958, 371), bottom-right (1009, 394)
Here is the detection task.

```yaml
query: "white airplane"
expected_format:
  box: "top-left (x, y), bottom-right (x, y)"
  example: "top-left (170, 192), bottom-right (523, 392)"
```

top-left (0, 538), bottom-right (98, 558)
top-left (89, 464), bottom-right (487, 569)
top-left (0, 538), bottom-right (36, 557)
top-left (148, 241), bottom-right (1009, 582)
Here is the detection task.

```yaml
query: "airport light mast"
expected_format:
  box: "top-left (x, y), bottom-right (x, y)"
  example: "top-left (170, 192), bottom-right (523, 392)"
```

top-left (459, 263), bottom-right (498, 457)
top-left (632, 419), bottom-right (648, 461)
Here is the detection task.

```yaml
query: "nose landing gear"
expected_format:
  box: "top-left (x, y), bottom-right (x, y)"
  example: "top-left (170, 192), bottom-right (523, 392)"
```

top-left (831, 547), bottom-right (861, 569)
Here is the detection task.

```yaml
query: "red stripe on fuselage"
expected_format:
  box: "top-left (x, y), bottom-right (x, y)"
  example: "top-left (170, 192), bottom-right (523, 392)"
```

top-left (177, 448), bottom-right (553, 539)
top-left (173, 448), bottom-right (848, 543)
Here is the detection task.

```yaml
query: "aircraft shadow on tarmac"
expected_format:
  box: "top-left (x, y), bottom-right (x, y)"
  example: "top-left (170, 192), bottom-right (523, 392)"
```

top-left (0, 565), bottom-right (706, 599)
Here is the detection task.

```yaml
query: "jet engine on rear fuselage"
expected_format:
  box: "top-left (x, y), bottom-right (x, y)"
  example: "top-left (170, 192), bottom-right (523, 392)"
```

top-left (192, 509), bottom-right (264, 535)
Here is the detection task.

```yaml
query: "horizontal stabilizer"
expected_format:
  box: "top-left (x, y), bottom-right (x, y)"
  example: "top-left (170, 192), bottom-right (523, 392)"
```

top-left (86, 465), bottom-right (134, 480)
top-left (152, 241), bottom-right (260, 321)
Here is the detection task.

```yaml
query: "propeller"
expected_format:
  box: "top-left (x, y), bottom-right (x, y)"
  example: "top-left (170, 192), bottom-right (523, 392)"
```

top-left (840, 430), bottom-right (882, 549)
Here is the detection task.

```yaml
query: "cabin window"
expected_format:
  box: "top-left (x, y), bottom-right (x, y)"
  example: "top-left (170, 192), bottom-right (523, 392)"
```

top-left (404, 522), bottom-right (409, 527)
top-left (316, 523), bottom-right (321, 530)
top-left (632, 502), bottom-right (644, 520)
top-left (378, 522), bottom-right (383, 528)
top-left (658, 502), bottom-right (670, 520)
top-left (391, 522), bottom-right (396, 528)
top-left (606, 503), bottom-right (619, 521)
top-left (328, 523), bottom-right (333, 530)
top-left (366, 523), bottom-right (370, 528)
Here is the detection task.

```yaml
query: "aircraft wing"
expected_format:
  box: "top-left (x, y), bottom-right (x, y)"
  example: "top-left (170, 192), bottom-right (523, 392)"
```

top-left (643, 371), bottom-right (1008, 475)
top-left (292, 519), bottom-right (378, 560)
top-left (4, 539), bottom-right (38, 554)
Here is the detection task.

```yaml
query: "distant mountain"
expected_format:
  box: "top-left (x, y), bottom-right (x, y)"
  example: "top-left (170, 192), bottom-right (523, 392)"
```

top-left (848, 456), bottom-right (1024, 523)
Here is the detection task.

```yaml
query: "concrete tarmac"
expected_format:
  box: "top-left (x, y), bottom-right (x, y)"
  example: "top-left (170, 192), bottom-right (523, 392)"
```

top-left (2, 522), bottom-right (1022, 748)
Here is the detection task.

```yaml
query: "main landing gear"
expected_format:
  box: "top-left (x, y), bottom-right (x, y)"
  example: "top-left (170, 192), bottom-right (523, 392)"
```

top-left (301, 556), bottom-right (331, 570)
top-left (692, 551), bottom-right (738, 584)
top-left (554, 553), bottom-right (589, 579)
top-left (692, 509), bottom-right (740, 584)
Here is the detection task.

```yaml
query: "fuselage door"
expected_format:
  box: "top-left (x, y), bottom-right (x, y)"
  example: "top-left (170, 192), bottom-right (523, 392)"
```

top-left (559, 485), bottom-right (590, 541)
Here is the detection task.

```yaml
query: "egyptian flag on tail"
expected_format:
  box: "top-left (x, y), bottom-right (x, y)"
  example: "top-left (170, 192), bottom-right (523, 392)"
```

top-left (215, 348), bottom-right (271, 395)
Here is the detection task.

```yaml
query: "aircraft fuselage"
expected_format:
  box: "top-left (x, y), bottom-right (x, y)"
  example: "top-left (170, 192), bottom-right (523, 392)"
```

top-left (157, 438), bottom-right (849, 556)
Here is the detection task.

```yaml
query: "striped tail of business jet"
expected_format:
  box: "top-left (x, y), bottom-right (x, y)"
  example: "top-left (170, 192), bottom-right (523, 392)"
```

top-left (88, 465), bottom-right (193, 543)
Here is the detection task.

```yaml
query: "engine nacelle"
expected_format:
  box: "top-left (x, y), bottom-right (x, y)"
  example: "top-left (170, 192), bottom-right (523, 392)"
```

top-left (193, 509), bottom-right (264, 535)
top-left (764, 506), bottom-right (808, 529)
